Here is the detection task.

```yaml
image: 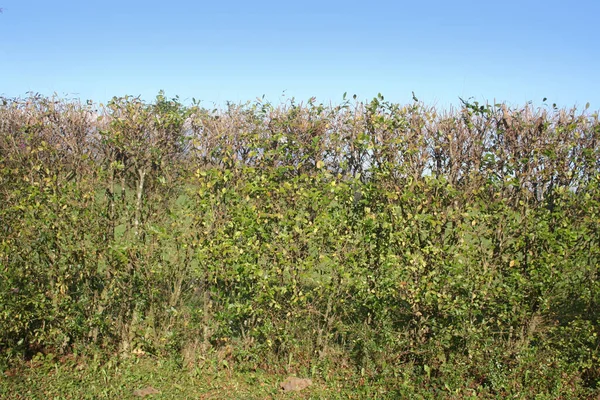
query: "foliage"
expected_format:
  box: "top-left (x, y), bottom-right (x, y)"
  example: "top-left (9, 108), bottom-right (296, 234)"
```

top-left (1, 93), bottom-right (599, 395)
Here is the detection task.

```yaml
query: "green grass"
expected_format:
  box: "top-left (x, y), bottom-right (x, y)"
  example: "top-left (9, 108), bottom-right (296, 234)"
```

top-left (3, 353), bottom-right (594, 399)
top-left (0, 354), bottom-right (383, 399)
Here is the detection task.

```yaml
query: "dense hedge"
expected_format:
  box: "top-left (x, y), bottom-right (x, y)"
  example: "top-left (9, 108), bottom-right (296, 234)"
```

top-left (1, 93), bottom-right (599, 396)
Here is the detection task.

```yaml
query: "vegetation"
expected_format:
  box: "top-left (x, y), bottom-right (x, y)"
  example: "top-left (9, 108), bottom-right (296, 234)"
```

top-left (1, 92), bottom-right (599, 398)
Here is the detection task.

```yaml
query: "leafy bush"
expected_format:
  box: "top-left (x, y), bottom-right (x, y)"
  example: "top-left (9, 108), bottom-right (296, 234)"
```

top-left (1, 92), bottom-right (598, 395)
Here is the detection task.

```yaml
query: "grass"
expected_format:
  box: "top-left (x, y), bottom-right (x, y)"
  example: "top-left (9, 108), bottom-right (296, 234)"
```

top-left (4, 351), bottom-right (592, 399)
top-left (0, 353), bottom-right (387, 399)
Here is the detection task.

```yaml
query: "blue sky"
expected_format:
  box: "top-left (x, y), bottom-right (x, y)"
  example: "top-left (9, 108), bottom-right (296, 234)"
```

top-left (1, 1), bottom-right (598, 109)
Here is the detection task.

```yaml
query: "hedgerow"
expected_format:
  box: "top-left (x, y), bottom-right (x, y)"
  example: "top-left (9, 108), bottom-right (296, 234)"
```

top-left (1, 92), bottom-right (598, 396)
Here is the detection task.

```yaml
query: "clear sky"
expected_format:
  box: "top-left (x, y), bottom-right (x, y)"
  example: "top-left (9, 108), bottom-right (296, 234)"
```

top-left (1, 1), bottom-right (599, 109)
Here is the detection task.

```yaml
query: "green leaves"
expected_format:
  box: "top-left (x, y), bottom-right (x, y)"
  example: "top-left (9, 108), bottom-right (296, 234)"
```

top-left (1, 93), bottom-right (599, 395)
